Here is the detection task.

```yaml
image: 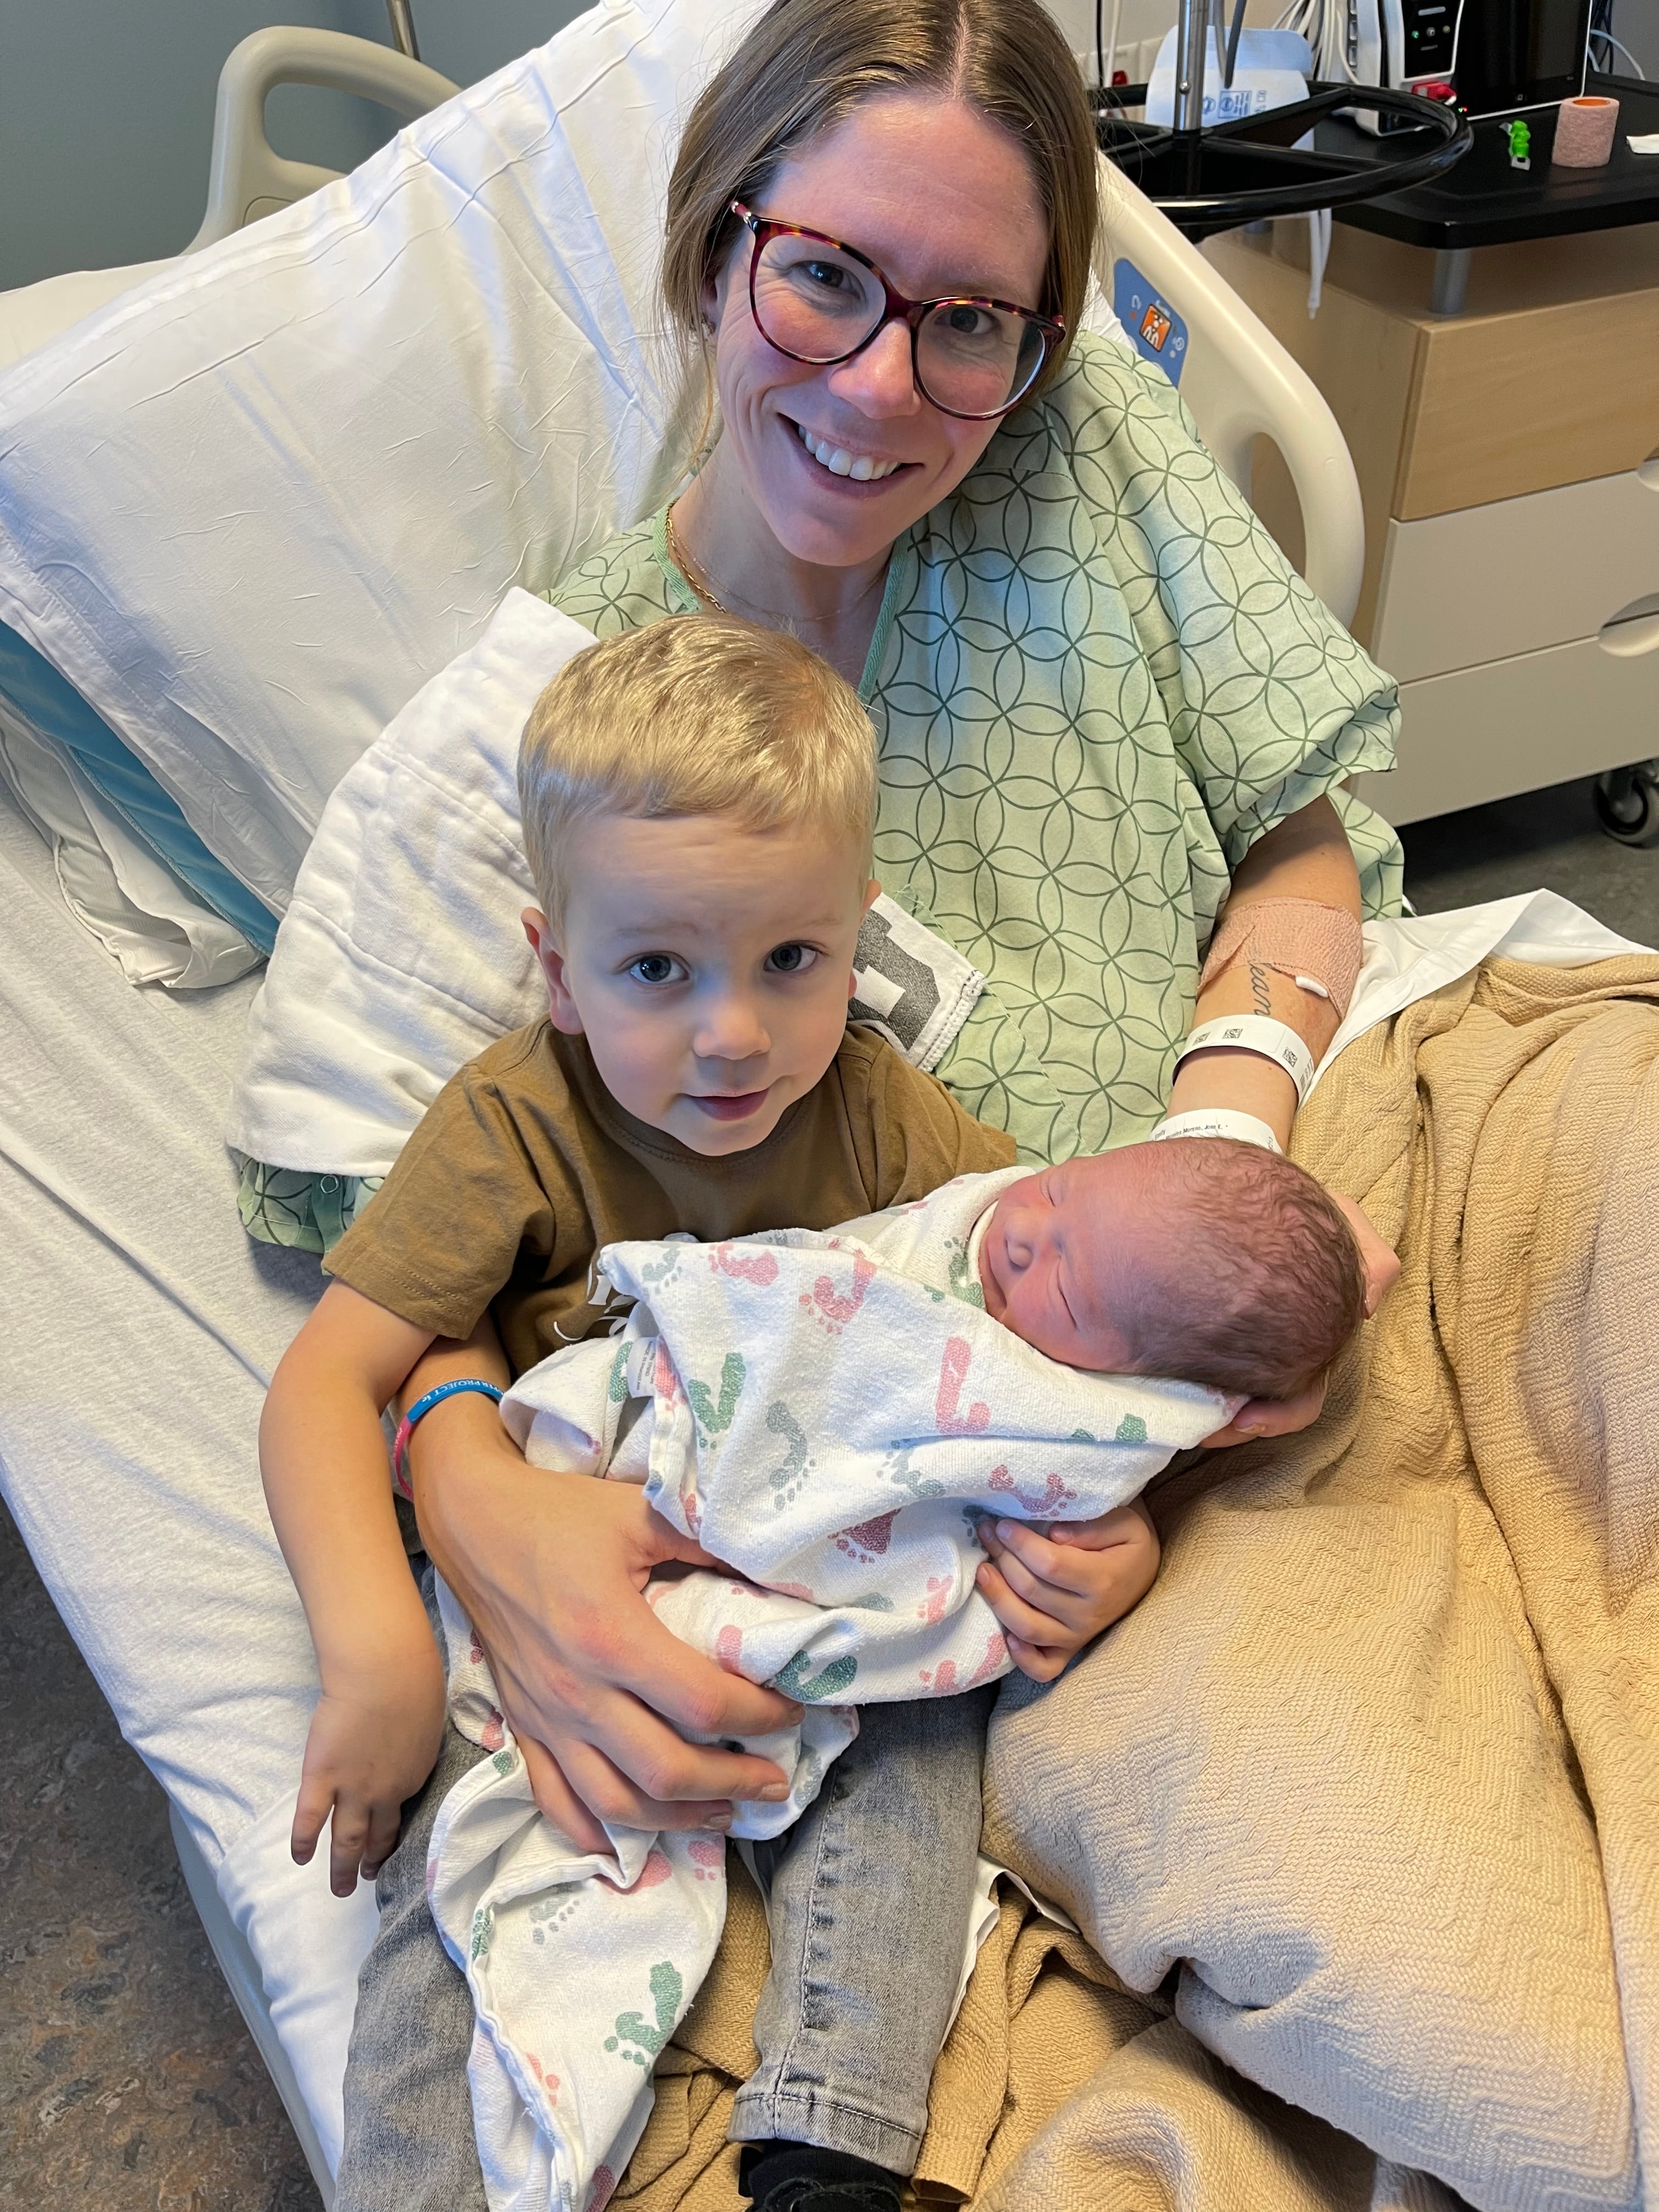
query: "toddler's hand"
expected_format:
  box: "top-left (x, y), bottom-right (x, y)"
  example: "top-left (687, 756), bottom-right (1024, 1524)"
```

top-left (292, 1643), bottom-right (446, 1897)
top-left (975, 1500), bottom-right (1160, 1683)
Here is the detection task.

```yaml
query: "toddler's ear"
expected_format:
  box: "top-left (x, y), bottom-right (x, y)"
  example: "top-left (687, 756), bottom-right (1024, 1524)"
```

top-left (521, 907), bottom-right (584, 1035)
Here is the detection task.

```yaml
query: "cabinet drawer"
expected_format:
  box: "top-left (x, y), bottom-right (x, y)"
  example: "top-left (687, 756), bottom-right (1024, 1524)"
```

top-left (1351, 627), bottom-right (1659, 826)
top-left (1372, 467), bottom-right (1659, 684)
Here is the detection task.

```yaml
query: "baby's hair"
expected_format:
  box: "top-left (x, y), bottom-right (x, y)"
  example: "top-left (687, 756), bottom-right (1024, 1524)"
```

top-left (1122, 1141), bottom-right (1365, 1402)
top-left (518, 614), bottom-right (878, 929)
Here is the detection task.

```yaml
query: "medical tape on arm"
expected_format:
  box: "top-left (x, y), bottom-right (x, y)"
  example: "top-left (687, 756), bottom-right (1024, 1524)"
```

top-left (1199, 898), bottom-right (1363, 1020)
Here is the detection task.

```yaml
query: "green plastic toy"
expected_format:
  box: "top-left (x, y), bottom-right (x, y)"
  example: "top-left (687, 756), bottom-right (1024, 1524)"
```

top-left (1508, 117), bottom-right (1532, 168)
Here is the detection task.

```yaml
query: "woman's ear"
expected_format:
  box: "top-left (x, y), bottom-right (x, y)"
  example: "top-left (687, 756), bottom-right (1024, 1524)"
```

top-left (521, 907), bottom-right (584, 1034)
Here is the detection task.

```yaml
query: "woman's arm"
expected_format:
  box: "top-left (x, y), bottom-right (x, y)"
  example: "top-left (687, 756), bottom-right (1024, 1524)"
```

top-left (402, 1319), bottom-right (804, 1854)
top-left (1165, 795), bottom-right (1355, 1148)
top-left (1167, 797), bottom-right (1400, 1446)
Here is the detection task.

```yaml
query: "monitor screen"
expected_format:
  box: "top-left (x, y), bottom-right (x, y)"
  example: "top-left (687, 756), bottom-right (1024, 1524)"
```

top-left (1456, 0), bottom-right (1591, 110)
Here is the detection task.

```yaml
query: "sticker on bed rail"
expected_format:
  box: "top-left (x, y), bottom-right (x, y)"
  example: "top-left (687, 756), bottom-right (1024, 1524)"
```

top-left (1112, 261), bottom-right (1188, 385)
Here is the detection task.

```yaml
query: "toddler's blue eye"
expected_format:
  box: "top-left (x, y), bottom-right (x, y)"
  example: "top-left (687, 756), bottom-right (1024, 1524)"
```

top-left (629, 953), bottom-right (680, 985)
top-left (766, 943), bottom-right (817, 974)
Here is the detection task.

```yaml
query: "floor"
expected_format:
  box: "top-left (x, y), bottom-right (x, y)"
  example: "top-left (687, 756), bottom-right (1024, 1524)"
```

top-left (2, 771), bottom-right (1655, 2211)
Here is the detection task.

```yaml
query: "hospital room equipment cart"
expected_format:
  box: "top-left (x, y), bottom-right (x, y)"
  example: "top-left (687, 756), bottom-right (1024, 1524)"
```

top-left (1202, 69), bottom-right (1659, 833)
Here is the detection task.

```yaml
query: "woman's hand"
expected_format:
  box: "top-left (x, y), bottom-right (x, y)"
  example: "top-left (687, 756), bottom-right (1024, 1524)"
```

top-left (1197, 1192), bottom-right (1397, 1449)
top-left (409, 1387), bottom-right (804, 1854)
top-left (1328, 1190), bottom-right (1400, 1318)
top-left (975, 1500), bottom-right (1160, 1681)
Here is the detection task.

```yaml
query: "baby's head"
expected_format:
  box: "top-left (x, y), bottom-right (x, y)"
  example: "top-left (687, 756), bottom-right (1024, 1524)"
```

top-left (979, 1140), bottom-right (1364, 1402)
top-left (518, 614), bottom-right (878, 1156)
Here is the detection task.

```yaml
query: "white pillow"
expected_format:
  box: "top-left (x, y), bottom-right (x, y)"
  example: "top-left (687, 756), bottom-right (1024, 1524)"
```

top-left (227, 590), bottom-right (594, 1177)
top-left (0, 0), bottom-right (768, 918)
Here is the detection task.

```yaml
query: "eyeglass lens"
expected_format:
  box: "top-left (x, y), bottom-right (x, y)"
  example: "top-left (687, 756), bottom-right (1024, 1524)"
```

top-left (752, 233), bottom-right (1046, 418)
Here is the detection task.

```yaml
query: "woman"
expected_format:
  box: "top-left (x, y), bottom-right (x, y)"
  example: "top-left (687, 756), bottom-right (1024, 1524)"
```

top-left (332, 0), bottom-right (1423, 2202)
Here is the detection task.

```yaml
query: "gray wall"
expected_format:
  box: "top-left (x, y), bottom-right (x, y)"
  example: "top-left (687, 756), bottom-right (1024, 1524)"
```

top-left (0, 1), bottom-right (586, 292)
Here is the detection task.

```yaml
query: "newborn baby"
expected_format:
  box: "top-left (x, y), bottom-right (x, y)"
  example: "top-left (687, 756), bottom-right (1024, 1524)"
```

top-left (436, 1136), bottom-right (1366, 2210)
top-left (974, 1135), bottom-right (1365, 1401)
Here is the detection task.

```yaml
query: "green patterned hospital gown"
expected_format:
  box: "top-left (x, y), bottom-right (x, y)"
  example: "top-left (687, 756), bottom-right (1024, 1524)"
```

top-left (548, 335), bottom-right (1401, 1168)
top-left (238, 333), bottom-right (1400, 1248)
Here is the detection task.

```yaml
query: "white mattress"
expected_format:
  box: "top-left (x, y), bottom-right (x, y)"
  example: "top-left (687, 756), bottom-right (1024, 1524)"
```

top-left (1, 772), bottom-right (1647, 2198)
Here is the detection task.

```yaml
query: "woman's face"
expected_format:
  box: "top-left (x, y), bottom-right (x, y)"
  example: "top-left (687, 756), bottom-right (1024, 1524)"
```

top-left (701, 92), bottom-right (1050, 571)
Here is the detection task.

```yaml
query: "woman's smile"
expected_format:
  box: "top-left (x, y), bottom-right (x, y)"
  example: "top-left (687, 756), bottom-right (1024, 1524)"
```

top-left (788, 417), bottom-right (910, 484)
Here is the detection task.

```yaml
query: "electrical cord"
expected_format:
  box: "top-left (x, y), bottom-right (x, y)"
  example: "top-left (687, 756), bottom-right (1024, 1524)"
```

top-left (1589, 29), bottom-right (1645, 76)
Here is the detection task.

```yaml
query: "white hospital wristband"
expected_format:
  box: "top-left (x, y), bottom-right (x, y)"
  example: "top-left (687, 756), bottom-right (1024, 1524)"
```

top-left (1149, 1109), bottom-right (1283, 1153)
top-left (1174, 1015), bottom-right (1316, 1106)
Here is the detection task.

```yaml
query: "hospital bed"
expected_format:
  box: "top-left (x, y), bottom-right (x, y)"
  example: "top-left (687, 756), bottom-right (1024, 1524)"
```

top-left (0, 1), bottom-right (1637, 2200)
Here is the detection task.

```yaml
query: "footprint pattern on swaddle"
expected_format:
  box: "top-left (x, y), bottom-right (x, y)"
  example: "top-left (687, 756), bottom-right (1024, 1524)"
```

top-left (686, 1353), bottom-right (745, 1451)
top-left (766, 1400), bottom-right (815, 1509)
top-left (606, 1961), bottom-right (685, 2068)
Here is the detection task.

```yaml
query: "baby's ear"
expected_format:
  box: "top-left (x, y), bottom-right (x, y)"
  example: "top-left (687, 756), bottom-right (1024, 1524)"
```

top-left (521, 907), bottom-right (584, 1035)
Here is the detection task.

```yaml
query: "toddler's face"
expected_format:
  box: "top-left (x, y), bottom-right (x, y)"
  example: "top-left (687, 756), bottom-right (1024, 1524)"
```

top-left (977, 1152), bottom-right (1142, 1370)
top-left (524, 811), bottom-right (877, 1156)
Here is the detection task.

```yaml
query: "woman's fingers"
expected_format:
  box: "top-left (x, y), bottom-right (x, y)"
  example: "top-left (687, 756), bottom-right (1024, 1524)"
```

top-left (1327, 1190), bottom-right (1401, 1317)
top-left (518, 1733), bottom-right (610, 1854)
top-left (546, 1731), bottom-right (742, 1836)
top-left (1199, 1370), bottom-right (1328, 1448)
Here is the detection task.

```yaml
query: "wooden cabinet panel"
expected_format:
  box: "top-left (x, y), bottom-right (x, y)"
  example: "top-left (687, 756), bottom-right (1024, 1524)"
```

top-left (1400, 290), bottom-right (1659, 519)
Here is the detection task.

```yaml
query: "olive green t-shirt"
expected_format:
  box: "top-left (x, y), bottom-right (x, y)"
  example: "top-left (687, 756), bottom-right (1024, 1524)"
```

top-left (324, 1021), bottom-right (1015, 1376)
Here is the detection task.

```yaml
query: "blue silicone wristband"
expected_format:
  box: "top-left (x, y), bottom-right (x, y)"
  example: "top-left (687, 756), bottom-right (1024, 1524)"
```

top-left (392, 1378), bottom-right (504, 1496)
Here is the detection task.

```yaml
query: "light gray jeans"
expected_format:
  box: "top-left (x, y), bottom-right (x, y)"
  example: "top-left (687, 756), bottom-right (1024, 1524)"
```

top-left (334, 1573), bottom-right (991, 2211)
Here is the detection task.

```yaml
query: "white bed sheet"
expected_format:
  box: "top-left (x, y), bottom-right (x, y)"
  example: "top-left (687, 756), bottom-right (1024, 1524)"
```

top-left (0, 781), bottom-right (375, 2175)
top-left (1, 762), bottom-right (1649, 2188)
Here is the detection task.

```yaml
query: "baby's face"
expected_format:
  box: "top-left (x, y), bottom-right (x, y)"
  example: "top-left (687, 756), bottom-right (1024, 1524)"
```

top-left (524, 811), bottom-right (877, 1156)
top-left (977, 1152), bottom-right (1143, 1370)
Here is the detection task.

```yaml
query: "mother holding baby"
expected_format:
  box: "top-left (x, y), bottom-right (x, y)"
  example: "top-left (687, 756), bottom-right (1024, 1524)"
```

top-left (329, 0), bottom-right (1633, 2204)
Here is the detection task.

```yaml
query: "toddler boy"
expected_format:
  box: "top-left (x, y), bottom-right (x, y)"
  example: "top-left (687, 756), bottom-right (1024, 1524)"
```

top-left (258, 614), bottom-right (1154, 2212)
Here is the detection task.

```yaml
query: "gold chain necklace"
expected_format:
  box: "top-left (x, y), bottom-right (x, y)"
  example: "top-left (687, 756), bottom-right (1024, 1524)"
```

top-left (664, 501), bottom-right (732, 614)
top-left (664, 500), bottom-right (884, 632)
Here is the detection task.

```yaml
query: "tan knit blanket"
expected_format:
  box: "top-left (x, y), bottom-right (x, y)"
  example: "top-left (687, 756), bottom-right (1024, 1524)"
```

top-left (618, 957), bottom-right (1659, 2211)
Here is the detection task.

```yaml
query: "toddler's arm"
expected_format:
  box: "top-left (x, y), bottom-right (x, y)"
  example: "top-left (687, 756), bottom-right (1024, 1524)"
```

top-left (975, 1500), bottom-right (1160, 1682)
top-left (259, 1282), bottom-right (445, 1894)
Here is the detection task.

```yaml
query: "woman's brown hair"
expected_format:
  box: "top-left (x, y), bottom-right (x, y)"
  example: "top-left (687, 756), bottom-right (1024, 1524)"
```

top-left (662, 0), bottom-right (1098, 406)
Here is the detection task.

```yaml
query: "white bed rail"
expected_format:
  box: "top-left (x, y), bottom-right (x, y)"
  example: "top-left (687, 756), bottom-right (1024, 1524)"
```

top-left (1100, 163), bottom-right (1366, 628)
top-left (190, 28), bottom-right (459, 250)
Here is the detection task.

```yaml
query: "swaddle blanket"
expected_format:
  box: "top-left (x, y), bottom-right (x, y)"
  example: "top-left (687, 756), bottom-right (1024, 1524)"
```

top-left (427, 1164), bottom-right (1236, 2212)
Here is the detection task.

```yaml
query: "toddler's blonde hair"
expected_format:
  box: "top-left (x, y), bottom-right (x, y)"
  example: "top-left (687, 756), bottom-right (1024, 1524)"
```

top-left (519, 614), bottom-right (878, 928)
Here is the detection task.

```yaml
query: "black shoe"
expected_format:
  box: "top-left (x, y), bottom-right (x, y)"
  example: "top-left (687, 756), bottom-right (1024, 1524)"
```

top-left (741, 2141), bottom-right (905, 2212)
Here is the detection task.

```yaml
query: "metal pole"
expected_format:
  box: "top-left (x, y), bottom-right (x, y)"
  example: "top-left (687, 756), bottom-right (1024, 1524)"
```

top-left (1429, 246), bottom-right (1470, 315)
top-left (386, 0), bottom-right (420, 61)
top-left (1172, 0), bottom-right (1208, 191)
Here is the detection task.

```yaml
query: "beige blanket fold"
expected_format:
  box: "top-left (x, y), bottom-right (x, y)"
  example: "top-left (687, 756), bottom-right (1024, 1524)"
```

top-left (618, 956), bottom-right (1659, 2211)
